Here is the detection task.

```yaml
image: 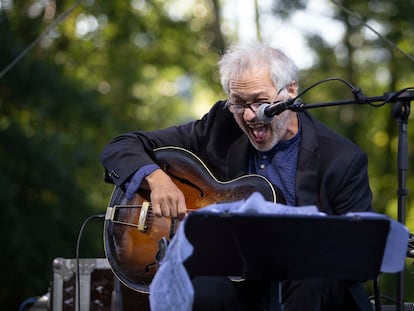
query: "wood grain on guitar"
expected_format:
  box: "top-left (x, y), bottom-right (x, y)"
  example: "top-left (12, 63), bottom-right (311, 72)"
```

top-left (103, 146), bottom-right (280, 293)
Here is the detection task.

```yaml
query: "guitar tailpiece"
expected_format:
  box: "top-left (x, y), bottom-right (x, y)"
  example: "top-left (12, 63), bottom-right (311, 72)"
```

top-left (155, 237), bottom-right (169, 269)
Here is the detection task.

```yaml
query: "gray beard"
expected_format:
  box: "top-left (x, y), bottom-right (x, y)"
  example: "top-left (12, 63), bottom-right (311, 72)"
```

top-left (244, 112), bottom-right (292, 152)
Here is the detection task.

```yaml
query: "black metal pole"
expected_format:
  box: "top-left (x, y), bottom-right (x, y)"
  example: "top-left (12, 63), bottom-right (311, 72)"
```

top-left (288, 90), bottom-right (414, 310)
top-left (392, 100), bottom-right (411, 311)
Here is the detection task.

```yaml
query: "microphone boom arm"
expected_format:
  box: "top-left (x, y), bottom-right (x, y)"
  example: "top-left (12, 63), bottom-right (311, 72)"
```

top-left (288, 91), bottom-right (414, 112)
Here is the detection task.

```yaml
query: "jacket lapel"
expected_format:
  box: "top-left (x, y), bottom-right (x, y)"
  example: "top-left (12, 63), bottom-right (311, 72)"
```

top-left (226, 135), bottom-right (251, 179)
top-left (295, 113), bottom-right (320, 207)
top-left (225, 112), bottom-right (320, 207)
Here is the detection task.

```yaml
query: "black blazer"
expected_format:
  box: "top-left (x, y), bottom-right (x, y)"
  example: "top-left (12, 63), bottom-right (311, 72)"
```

top-left (101, 100), bottom-right (373, 215)
top-left (100, 100), bottom-right (374, 310)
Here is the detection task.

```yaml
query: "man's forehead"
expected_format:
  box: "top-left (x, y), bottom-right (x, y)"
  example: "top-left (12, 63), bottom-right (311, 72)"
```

top-left (228, 70), bottom-right (276, 99)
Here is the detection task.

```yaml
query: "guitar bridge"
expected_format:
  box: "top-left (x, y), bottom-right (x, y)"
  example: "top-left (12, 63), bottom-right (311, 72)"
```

top-left (137, 201), bottom-right (150, 232)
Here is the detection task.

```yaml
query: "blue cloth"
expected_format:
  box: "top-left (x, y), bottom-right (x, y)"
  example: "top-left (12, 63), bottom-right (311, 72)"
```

top-left (149, 192), bottom-right (323, 311)
top-left (149, 192), bottom-right (409, 311)
top-left (345, 212), bottom-right (409, 273)
top-left (125, 164), bottom-right (159, 200)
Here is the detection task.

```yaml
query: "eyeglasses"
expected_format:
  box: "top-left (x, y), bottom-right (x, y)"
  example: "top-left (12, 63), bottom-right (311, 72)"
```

top-left (227, 86), bottom-right (288, 115)
top-left (227, 101), bottom-right (277, 114)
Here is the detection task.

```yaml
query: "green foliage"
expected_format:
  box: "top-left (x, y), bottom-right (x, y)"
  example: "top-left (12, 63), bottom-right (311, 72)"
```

top-left (291, 0), bottom-right (414, 302)
top-left (1, 0), bottom-right (414, 309)
top-left (1, 0), bottom-right (223, 308)
top-left (0, 122), bottom-right (104, 303)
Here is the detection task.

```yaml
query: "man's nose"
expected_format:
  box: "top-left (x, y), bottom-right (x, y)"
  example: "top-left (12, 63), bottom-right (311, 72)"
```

top-left (243, 106), bottom-right (257, 120)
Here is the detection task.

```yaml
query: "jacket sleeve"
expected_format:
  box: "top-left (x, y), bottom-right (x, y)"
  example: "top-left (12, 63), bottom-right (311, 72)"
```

top-left (317, 136), bottom-right (373, 214)
top-left (297, 112), bottom-right (373, 214)
top-left (99, 100), bottom-right (239, 186)
top-left (327, 151), bottom-right (373, 214)
top-left (100, 124), bottom-right (194, 186)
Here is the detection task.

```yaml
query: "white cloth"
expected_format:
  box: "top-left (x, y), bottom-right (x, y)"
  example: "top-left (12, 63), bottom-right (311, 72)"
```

top-left (149, 192), bottom-right (409, 311)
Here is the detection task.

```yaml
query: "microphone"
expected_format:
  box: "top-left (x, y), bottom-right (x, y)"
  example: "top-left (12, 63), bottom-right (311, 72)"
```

top-left (256, 99), bottom-right (294, 122)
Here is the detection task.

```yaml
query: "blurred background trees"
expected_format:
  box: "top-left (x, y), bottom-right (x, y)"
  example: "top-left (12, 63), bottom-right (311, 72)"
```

top-left (1, 0), bottom-right (413, 309)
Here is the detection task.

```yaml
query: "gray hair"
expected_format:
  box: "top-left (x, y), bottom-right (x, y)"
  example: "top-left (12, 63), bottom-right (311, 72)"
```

top-left (218, 43), bottom-right (299, 95)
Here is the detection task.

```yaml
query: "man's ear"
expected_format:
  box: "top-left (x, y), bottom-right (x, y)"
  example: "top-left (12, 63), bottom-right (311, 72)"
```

top-left (287, 80), bottom-right (298, 97)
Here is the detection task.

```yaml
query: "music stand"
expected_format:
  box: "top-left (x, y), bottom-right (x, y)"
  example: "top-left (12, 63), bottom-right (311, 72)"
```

top-left (184, 212), bottom-right (390, 311)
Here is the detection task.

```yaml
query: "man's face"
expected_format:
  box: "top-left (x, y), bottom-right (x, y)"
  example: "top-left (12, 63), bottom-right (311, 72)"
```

top-left (228, 69), bottom-right (297, 152)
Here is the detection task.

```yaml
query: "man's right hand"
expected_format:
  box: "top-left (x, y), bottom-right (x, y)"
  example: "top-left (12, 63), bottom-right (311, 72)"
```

top-left (144, 169), bottom-right (187, 220)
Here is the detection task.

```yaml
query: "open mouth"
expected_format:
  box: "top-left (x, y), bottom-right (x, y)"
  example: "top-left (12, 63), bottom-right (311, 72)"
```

top-left (249, 123), bottom-right (268, 143)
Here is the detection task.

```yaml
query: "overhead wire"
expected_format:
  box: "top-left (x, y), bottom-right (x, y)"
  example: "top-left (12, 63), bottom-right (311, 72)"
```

top-left (0, 0), bottom-right (83, 79)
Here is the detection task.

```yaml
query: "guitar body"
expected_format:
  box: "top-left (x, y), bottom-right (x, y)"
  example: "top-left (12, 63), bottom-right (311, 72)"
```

top-left (104, 146), bottom-right (280, 293)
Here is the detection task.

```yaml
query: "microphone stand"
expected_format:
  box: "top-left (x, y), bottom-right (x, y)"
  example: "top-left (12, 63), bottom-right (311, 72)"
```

top-left (392, 98), bottom-right (410, 311)
top-left (287, 90), bottom-right (413, 311)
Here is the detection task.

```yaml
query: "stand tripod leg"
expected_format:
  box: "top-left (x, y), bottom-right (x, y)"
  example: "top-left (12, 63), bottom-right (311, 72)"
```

top-left (111, 277), bottom-right (124, 311)
top-left (267, 281), bottom-right (284, 311)
top-left (373, 277), bottom-right (382, 311)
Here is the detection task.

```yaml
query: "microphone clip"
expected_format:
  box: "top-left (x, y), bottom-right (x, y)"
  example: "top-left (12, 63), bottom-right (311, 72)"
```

top-left (352, 87), bottom-right (367, 104)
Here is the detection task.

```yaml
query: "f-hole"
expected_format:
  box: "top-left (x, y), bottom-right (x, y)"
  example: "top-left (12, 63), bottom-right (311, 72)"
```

top-left (162, 164), bottom-right (205, 198)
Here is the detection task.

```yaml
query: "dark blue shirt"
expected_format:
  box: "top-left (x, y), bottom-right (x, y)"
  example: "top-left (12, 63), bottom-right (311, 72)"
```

top-left (249, 126), bottom-right (301, 206)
